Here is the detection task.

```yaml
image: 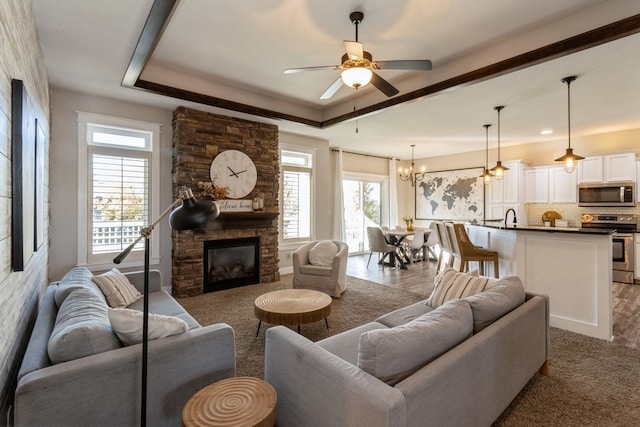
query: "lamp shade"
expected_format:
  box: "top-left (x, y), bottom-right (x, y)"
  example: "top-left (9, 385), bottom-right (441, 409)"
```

top-left (169, 188), bottom-right (219, 230)
top-left (341, 67), bottom-right (372, 88)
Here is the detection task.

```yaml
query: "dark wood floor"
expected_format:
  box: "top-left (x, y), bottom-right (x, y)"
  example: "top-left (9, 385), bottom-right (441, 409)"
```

top-left (347, 253), bottom-right (640, 350)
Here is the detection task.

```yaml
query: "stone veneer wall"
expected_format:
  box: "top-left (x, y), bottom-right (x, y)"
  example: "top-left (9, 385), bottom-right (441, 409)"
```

top-left (172, 107), bottom-right (280, 297)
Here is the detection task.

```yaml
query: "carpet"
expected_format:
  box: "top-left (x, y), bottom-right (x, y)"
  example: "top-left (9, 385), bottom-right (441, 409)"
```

top-left (178, 275), bottom-right (640, 426)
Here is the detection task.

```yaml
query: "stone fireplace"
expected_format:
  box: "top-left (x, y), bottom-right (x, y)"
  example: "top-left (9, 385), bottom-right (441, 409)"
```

top-left (171, 107), bottom-right (280, 297)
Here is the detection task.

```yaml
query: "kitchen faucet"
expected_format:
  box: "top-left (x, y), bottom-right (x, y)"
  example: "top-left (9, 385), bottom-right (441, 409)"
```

top-left (504, 208), bottom-right (517, 228)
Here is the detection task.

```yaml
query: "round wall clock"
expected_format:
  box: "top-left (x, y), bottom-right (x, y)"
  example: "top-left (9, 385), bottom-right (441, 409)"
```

top-left (209, 150), bottom-right (258, 199)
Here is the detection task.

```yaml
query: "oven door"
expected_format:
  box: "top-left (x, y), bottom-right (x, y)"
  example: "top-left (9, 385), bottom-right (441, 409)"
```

top-left (612, 233), bottom-right (634, 283)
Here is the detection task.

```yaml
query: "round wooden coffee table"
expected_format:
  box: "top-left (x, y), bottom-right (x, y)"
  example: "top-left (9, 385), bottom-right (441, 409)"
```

top-left (254, 289), bottom-right (332, 336)
top-left (182, 376), bottom-right (276, 427)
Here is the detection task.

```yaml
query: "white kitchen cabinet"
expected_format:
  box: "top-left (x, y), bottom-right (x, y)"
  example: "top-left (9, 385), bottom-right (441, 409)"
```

top-left (577, 152), bottom-right (636, 183)
top-left (485, 160), bottom-right (527, 224)
top-left (524, 168), bottom-right (549, 203)
top-left (549, 166), bottom-right (577, 203)
top-left (525, 165), bottom-right (577, 204)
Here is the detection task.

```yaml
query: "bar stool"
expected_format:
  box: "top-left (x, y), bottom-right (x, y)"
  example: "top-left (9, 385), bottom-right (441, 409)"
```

top-left (446, 222), bottom-right (500, 278)
top-left (434, 221), bottom-right (455, 271)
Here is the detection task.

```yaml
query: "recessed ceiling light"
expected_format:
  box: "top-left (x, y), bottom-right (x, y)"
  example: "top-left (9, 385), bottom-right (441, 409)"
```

top-left (541, 129), bottom-right (553, 135)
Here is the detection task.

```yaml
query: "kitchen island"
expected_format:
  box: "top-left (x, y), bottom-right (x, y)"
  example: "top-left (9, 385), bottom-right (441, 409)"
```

top-left (467, 224), bottom-right (613, 340)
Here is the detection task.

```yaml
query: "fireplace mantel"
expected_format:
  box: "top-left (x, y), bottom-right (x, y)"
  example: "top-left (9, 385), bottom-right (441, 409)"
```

top-left (210, 212), bottom-right (279, 229)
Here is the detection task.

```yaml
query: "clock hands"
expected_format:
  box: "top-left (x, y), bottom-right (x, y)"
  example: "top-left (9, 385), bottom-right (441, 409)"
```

top-left (228, 167), bottom-right (248, 177)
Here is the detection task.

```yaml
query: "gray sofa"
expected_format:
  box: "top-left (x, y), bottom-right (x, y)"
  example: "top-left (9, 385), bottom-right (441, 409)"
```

top-left (15, 268), bottom-right (235, 427)
top-left (265, 276), bottom-right (549, 427)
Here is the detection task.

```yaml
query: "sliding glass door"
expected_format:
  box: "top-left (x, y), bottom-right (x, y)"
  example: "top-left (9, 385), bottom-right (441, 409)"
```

top-left (343, 174), bottom-right (388, 254)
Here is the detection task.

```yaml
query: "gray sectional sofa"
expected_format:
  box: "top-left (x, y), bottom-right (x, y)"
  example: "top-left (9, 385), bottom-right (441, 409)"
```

top-left (15, 268), bottom-right (235, 427)
top-left (265, 275), bottom-right (550, 427)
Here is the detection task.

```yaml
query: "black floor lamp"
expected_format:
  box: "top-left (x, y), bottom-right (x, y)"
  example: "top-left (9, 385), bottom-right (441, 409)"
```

top-left (113, 186), bottom-right (219, 427)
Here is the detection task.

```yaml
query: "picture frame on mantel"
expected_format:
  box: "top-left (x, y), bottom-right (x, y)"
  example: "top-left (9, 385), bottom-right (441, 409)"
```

top-left (11, 79), bottom-right (36, 271)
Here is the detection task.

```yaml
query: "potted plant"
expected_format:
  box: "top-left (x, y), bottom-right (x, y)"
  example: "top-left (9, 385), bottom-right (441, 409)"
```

top-left (402, 215), bottom-right (415, 231)
top-left (542, 212), bottom-right (553, 227)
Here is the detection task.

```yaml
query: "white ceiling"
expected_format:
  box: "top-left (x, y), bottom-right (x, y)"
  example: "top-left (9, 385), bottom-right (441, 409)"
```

top-left (32, 0), bottom-right (640, 159)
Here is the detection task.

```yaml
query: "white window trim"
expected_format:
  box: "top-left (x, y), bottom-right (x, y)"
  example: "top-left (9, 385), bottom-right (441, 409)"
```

top-left (279, 143), bottom-right (316, 251)
top-left (77, 111), bottom-right (161, 271)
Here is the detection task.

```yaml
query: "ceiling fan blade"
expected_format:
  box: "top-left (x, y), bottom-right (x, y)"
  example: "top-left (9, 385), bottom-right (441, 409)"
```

top-left (343, 41), bottom-right (364, 60)
top-left (374, 60), bottom-right (433, 70)
top-left (320, 77), bottom-right (344, 100)
top-left (370, 72), bottom-right (399, 97)
top-left (284, 65), bottom-right (340, 74)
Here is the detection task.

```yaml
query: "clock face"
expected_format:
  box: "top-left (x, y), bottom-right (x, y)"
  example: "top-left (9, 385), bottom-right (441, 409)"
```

top-left (210, 150), bottom-right (258, 199)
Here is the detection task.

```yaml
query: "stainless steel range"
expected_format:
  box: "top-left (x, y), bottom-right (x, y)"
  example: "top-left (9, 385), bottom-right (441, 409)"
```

top-left (581, 213), bottom-right (638, 284)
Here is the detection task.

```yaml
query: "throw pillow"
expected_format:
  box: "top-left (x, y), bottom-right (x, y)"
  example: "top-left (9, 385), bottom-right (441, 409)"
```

top-left (425, 267), bottom-right (498, 308)
top-left (108, 308), bottom-right (189, 346)
top-left (92, 268), bottom-right (142, 308)
top-left (465, 276), bottom-right (526, 333)
top-left (357, 299), bottom-right (473, 386)
top-left (54, 266), bottom-right (99, 307)
top-left (308, 241), bottom-right (339, 266)
top-left (48, 288), bottom-right (121, 364)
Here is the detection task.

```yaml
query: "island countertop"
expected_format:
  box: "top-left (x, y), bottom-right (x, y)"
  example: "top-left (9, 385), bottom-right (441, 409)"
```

top-left (465, 223), bottom-right (612, 341)
top-left (468, 222), bottom-right (615, 235)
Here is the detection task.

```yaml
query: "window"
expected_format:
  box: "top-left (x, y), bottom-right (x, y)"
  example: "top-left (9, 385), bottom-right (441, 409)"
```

top-left (78, 112), bottom-right (160, 269)
top-left (280, 147), bottom-right (314, 245)
top-left (342, 173), bottom-right (388, 254)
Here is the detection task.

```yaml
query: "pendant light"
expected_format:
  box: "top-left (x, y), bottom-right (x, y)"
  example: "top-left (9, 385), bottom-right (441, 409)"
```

top-left (480, 124), bottom-right (494, 184)
top-left (490, 105), bottom-right (508, 180)
top-left (554, 76), bottom-right (584, 173)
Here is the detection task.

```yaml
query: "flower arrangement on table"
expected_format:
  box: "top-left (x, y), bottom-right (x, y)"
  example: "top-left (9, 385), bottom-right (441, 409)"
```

top-left (402, 215), bottom-right (415, 230)
top-left (196, 180), bottom-right (229, 200)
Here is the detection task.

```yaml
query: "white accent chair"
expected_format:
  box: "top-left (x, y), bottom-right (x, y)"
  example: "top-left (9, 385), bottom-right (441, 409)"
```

top-left (292, 240), bottom-right (349, 297)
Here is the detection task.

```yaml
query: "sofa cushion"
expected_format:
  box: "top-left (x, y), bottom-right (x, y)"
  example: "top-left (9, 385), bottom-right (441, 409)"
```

top-left (108, 308), bottom-right (189, 345)
top-left (93, 268), bottom-right (142, 308)
top-left (308, 240), bottom-right (339, 266)
top-left (376, 300), bottom-right (435, 328)
top-left (54, 266), bottom-right (99, 307)
top-left (48, 288), bottom-right (121, 364)
top-left (425, 267), bottom-right (498, 308)
top-left (317, 322), bottom-right (389, 365)
top-left (465, 276), bottom-right (526, 333)
top-left (357, 299), bottom-right (473, 386)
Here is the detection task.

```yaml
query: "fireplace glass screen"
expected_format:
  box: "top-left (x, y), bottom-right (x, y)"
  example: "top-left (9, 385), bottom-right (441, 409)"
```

top-left (203, 236), bottom-right (260, 292)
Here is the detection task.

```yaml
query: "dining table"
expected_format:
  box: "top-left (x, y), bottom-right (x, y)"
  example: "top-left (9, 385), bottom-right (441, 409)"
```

top-left (382, 229), bottom-right (415, 269)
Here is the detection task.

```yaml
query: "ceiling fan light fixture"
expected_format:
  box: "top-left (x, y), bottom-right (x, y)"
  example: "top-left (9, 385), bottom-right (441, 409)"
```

top-left (341, 67), bottom-right (372, 89)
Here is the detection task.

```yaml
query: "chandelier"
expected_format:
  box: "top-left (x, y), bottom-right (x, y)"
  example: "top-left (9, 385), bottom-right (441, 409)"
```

top-left (399, 145), bottom-right (426, 187)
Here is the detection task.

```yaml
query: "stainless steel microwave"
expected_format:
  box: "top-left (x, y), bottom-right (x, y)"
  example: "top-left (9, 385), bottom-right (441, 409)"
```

top-left (578, 183), bottom-right (635, 207)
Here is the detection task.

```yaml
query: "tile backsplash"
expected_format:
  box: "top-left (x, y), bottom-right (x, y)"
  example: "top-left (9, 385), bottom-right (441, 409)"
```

top-left (525, 204), bottom-right (640, 227)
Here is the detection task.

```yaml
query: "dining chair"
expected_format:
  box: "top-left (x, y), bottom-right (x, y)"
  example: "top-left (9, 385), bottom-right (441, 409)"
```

top-left (401, 229), bottom-right (425, 264)
top-left (446, 222), bottom-right (500, 278)
top-left (366, 226), bottom-right (398, 270)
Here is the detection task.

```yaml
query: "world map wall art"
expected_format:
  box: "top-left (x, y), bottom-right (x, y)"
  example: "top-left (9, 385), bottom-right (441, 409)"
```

top-left (415, 167), bottom-right (484, 222)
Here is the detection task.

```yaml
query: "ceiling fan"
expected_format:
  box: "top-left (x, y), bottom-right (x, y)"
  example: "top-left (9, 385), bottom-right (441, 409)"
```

top-left (284, 11), bottom-right (432, 100)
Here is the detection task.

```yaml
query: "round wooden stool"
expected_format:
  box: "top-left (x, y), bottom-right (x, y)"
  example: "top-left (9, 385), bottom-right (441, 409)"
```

top-left (182, 377), bottom-right (277, 427)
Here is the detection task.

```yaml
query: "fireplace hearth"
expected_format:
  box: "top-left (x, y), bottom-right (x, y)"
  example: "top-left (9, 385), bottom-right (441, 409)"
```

top-left (203, 237), bottom-right (260, 293)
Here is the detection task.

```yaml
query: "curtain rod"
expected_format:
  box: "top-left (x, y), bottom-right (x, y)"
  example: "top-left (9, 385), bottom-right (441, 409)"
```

top-left (331, 148), bottom-right (393, 161)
